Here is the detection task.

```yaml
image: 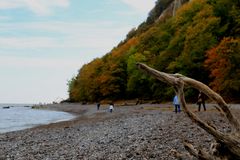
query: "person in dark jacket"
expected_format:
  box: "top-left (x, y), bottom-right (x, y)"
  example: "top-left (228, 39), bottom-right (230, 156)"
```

top-left (197, 91), bottom-right (206, 111)
top-left (97, 102), bottom-right (100, 110)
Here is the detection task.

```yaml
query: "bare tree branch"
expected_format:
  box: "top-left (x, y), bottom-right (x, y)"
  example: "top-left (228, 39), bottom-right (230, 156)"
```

top-left (136, 63), bottom-right (240, 133)
top-left (136, 63), bottom-right (240, 159)
top-left (183, 141), bottom-right (222, 160)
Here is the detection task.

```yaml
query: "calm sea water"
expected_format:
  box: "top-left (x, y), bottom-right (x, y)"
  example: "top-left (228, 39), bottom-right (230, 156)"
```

top-left (0, 104), bottom-right (75, 133)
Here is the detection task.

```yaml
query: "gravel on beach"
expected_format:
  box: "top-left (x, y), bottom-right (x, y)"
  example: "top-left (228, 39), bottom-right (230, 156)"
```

top-left (0, 103), bottom-right (238, 160)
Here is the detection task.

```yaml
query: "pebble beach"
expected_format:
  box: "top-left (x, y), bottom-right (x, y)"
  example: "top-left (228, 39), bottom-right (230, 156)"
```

top-left (0, 103), bottom-right (239, 160)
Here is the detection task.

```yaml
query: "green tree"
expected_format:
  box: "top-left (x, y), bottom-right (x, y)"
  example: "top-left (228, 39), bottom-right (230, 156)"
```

top-left (169, 0), bottom-right (220, 84)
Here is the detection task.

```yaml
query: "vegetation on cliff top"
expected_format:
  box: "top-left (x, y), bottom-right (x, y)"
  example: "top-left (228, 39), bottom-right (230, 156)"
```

top-left (68, 0), bottom-right (240, 103)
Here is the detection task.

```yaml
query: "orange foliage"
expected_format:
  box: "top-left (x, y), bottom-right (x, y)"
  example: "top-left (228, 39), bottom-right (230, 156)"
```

top-left (111, 37), bottom-right (139, 57)
top-left (205, 37), bottom-right (240, 94)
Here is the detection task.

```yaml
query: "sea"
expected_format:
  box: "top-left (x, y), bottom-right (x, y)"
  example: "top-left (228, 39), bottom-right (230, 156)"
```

top-left (0, 104), bottom-right (75, 133)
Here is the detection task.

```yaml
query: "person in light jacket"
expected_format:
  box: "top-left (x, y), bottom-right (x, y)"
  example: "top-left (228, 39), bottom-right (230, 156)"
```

top-left (109, 103), bottom-right (114, 113)
top-left (173, 95), bottom-right (181, 113)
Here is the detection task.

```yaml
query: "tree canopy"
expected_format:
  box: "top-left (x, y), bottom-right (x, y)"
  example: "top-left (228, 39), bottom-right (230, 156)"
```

top-left (68, 0), bottom-right (240, 103)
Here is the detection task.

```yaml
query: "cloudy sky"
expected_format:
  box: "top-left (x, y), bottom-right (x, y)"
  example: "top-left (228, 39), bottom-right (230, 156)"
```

top-left (0, 0), bottom-right (156, 104)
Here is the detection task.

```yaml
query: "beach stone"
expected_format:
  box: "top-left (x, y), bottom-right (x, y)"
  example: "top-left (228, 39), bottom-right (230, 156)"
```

top-left (0, 104), bottom-right (239, 160)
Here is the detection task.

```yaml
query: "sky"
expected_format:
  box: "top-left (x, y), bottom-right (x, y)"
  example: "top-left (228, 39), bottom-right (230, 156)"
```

top-left (0, 0), bottom-right (156, 104)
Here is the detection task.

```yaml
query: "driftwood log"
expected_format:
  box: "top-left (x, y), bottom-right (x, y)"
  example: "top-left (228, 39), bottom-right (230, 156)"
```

top-left (137, 63), bottom-right (240, 160)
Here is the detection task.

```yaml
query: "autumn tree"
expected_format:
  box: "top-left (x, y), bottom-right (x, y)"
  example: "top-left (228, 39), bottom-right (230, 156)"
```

top-left (96, 37), bottom-right (139, 100)
top-left (68, 76), bottom-right (81, 102)
top-left (205, 37), bottom-right (240, 100)
top-left (68, 0), bottom-right (240, 102)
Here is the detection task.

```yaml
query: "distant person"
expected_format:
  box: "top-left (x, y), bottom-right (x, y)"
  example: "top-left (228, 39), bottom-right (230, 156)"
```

top-left (197, 91), bottom-right (206, 111)
top-left (173, 95), bottom-right (181, 113)
top-left (109, 103), bottom-right (114, 113)
top-left (97, 102), bottom-right (100, 110)
top-left (136, 98), bottom-right (140, 105)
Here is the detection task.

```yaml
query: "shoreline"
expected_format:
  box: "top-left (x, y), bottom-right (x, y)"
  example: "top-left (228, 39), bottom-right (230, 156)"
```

top-left (0, 103), bottom-right (239, 159)
top-left (2, 102), bottom-right (237, 135)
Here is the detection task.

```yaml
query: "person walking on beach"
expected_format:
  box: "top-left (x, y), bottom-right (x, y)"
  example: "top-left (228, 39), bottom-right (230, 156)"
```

top-left (173, 95), bottom-right (181, 113)
top-left (97, 102), bottom-right (100, 110)
top-left (197, 91), bottom-right (206, 111)
top-left (109, 103), bottom-right (114, 113)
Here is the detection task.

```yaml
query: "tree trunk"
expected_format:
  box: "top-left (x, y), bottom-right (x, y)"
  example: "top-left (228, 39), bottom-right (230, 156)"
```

top-left (137, 63), bottom-right (240, 160)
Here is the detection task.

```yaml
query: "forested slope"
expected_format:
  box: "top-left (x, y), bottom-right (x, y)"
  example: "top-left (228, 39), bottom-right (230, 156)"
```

top-left (68, 0), bottom-right (240, 103)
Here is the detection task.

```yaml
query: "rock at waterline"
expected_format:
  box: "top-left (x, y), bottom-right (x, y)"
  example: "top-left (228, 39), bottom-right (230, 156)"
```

top-left (3, 106), bottom-right (10, 109)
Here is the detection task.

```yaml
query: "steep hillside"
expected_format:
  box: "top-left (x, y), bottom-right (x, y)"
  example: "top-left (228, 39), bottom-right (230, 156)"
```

top-left (68, 0), bottom-right (240, 103)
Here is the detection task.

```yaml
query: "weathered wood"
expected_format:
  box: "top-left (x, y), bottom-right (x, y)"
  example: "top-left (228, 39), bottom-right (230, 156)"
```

top-left (137, 63), bottom-right (240, 159)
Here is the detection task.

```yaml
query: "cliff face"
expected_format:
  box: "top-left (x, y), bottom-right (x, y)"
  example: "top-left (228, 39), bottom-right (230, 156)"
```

top-left (158, 0), bottom-right (189, 21)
